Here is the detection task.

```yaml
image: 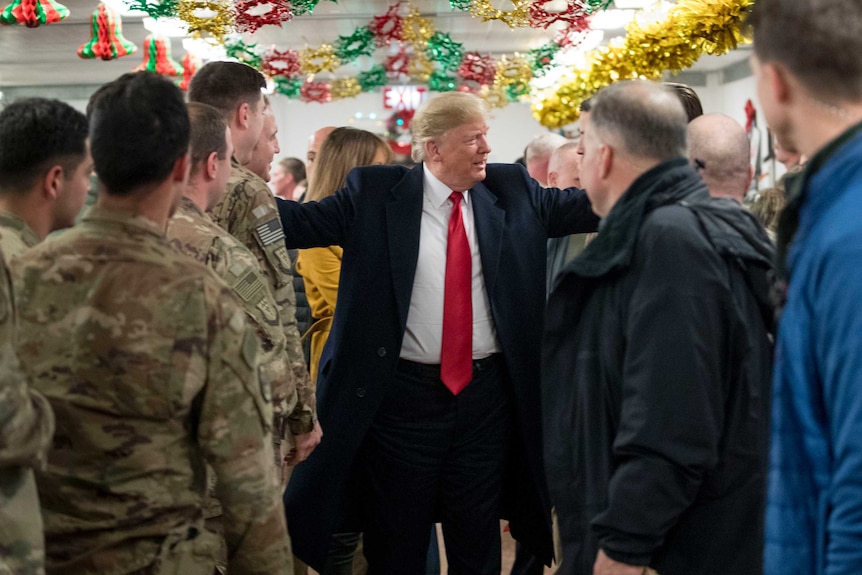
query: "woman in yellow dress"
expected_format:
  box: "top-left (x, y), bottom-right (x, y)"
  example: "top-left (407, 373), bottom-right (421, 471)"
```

top-left (296, 127), bottom-right (392, 388)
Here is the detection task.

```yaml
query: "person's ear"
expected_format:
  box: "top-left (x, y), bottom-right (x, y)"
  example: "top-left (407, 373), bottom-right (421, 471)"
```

top-left (598, 144), bottom-right (613, 180)
top-left (42, 165), bottom-right (64, 201)
top-left (424, 139), bottom-right (441, 162)
top-left (765, 62), bottom-right (792, 105)
top-left (237, 102), bottom-right (251, 129)
top-left (206, 151), bottom-right (219, 181)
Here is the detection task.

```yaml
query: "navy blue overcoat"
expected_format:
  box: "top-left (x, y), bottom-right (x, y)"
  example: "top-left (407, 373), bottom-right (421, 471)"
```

top-left (277, 163), bottom-right (598, 570)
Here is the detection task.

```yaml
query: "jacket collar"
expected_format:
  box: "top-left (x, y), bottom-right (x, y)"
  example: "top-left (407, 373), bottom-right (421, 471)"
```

top-left (565, 158), bottom-right (702, 279)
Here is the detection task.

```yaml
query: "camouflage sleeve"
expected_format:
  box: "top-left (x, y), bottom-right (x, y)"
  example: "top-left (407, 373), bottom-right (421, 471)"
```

top-left (0, 264), bottom-right (51, 575)
top-left (198, 283), bottom-right (290, 574)
top-left (277, 280), bottom-right (316, 435)
top-left (0, 265), bottom-right (53, 468)
top-left (229, 176), bottom-right (316, 435)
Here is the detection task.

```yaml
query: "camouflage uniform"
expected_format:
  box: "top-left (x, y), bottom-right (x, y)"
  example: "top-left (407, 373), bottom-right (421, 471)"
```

top-left (0, 212), bottom-right (54, 575)
top-left (12, 207), bottom-right (290, 575)
top-left (209, 163), bottom-right (316, 443)
top-left (169, 197), bottom-right (304, 468)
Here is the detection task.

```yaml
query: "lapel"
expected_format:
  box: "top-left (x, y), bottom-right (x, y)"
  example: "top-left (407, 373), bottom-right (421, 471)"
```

top-left (470, 181), bottom-right (504, 298)
top-left (386, 164), bottom-right (424, 327)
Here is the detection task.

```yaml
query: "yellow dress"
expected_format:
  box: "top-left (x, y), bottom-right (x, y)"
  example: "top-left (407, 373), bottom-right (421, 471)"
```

top-left (295, 245), bottom-right (343, 386)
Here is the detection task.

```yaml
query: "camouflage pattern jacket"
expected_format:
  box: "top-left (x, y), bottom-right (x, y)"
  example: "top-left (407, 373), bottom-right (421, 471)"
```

top-left (12, 207), bottom-right (290, 575)
top-left (209, 163), bottom-right (315, 434)
top-left (168, 197), bottom-right (306, 466)
top-left (0, 212), bottom-right (54, 575)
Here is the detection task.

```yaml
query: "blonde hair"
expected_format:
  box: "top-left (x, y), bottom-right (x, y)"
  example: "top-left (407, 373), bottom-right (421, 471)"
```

top-left (304, 127), bottom-right (392, 203)
top-left (411, 92), bottom-right (489, 163)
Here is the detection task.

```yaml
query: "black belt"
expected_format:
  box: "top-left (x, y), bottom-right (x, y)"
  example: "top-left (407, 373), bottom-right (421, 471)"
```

top-left (397, 354), bottom-right (501, 379)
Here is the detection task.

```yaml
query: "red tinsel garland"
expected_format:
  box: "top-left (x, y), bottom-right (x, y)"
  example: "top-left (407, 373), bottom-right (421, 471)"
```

top-left (368, 3), bottom-right (402, 46)
top-left (529, 0), bottom-right (590, 30)
top-left (262, 47), bottom-right (301, 78)
top-left (300, 80), bottom-right (331, 103)
top-left (234, 0), bottom-right (293, 33)
top-left (457, 52), bottom-right (496, 86)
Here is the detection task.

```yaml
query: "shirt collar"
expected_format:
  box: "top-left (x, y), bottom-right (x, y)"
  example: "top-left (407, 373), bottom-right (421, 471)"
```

top-left (423, 164), bottom-right (471, 209)
top-left (0, 210), bottom-right (39, 248)
top-left (82, 206), bottom-right (166, 239)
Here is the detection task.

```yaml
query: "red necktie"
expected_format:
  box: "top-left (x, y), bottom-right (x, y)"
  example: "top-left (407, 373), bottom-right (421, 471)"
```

top-left (440, 191), bottom-right (473, 395)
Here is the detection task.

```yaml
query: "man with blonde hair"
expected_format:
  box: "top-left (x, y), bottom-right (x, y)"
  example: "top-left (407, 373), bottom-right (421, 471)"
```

top-left (279, 90), bottom-right (598, 573)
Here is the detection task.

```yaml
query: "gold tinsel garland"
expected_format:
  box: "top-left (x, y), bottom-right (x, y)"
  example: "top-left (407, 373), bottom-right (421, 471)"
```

top-left (531, 0), bottom-right (753, 128)
top-left (469, 0), bottom-right (531, 28)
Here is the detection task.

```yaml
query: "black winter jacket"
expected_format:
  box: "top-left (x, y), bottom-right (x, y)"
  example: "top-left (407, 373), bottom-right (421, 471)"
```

top-left (542, 159), bottom-right (774, 575)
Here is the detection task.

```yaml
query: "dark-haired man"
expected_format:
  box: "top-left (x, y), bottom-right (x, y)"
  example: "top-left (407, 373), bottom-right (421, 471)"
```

top-left (190, 63), bottom-right (320, 469)
top-left (544, 80), bottom-right (773, 575)
top-left (0, 96), bottom-right (89, 575)
top-left (12, 73), bottom-right (290, 574)
top-left (747, 1), bottom-right (862, 573)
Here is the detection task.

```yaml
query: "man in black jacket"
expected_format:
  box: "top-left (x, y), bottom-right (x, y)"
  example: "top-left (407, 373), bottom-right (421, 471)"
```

top-left (544, 80), bottom-right (774, 575)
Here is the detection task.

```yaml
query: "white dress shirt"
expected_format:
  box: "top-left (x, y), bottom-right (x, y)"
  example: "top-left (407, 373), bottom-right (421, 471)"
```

top-left (399, 167), bottom-right (501, 364)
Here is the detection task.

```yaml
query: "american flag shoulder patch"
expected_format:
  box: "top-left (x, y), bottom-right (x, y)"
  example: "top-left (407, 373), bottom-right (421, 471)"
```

top-left (233, 269), bottom-right (263, 302)
top-left (255, 218), bottom-right (285, 247)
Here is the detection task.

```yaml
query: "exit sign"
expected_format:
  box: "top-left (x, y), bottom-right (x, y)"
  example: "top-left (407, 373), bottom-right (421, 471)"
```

top-left (383, 86), bottom-right (428, 111)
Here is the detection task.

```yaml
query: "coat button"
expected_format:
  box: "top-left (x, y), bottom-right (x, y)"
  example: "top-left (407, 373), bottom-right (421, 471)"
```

top-left (377, 347), bottom-right (387, 357)
top-left (355, 387), bottom-right (366, 398)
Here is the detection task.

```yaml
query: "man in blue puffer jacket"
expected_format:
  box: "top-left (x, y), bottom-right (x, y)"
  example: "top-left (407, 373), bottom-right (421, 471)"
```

top-left (748, 1), bottom-right (862, 574)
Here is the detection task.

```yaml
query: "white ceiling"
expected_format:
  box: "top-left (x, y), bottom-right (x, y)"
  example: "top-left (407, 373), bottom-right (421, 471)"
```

top-left (0, 0), bottom-right (750, 89)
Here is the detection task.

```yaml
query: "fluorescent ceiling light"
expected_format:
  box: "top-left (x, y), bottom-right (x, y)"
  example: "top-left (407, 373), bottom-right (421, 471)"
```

top-left (590, 9), bottom-right (636, 30)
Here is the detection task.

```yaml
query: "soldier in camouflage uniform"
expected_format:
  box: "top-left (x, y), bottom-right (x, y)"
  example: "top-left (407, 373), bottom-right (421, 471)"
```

top-left (167, 102), bottom-right (298, 574)
top-left (190, 63), bottom-right (321, 468)
top-left (0, 97), bottom-right (92, 574)
top-left (12, 73), bottom-right (290, 574)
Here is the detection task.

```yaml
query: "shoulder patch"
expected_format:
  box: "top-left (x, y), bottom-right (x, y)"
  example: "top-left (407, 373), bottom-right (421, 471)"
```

top-left (254, 218), bottom-right (286, 247)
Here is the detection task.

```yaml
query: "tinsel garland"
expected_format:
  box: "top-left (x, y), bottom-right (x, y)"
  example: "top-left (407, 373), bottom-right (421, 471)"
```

top-left (262, 47), bottom-right (301, 78)
top-left (532, 0), bottom-right (754, 127)
top-left (177, 0), bottom-right (233, 40)
top-left (123, 0), bottom-right (177, 19)
top-left (333, 26), bottom-right (375, 61)
top-left (234, 0), bottom-right (293, 33)
top-left (425, 31), bottom-right (463, 72)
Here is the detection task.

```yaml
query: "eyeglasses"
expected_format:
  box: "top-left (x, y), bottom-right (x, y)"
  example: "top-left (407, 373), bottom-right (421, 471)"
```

top-left (693, 158), bottom-right (706, 171)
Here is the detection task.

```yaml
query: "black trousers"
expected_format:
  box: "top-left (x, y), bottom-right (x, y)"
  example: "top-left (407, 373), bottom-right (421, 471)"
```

top-left (357, 355), bottom-right (512, 575)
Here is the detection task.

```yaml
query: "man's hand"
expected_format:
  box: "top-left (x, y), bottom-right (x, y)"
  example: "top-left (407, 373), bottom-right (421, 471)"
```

top-left (593, 549), bottom-right (647, 575)
top-left (284, 419), bottom-right (323, 467)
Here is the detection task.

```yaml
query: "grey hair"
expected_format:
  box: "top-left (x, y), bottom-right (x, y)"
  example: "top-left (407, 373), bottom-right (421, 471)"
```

top-left (411, 92), bottom-right (489, 163)
top-left (589, 80), bottom-right (687, 163)
top-left (525, 132), bottom-right (570, 162)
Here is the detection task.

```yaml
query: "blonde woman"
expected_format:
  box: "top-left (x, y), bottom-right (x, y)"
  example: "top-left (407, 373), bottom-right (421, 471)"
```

top-left (296, 127), bottom-right (392, 387)
top-left (294, 127), bottom-right (392, 574)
